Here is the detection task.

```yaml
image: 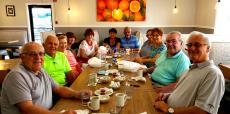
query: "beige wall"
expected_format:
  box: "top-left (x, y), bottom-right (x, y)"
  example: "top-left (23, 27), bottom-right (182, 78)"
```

top-left (0, 0), bottom-right (216, 28)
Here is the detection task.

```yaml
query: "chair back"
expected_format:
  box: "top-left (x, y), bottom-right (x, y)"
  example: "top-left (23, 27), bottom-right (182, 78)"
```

top-left (218, 63), bottom-right (230, 80)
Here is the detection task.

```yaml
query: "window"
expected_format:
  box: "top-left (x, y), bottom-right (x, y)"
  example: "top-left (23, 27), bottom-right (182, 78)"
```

top-left (27, 4), bottom-right (54, 43)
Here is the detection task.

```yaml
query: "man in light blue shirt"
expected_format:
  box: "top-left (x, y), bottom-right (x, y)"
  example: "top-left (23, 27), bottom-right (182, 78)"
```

top-left (147, 31), bottom-right (190, 93)
top-left (120, 27), bottom-right (140, 49)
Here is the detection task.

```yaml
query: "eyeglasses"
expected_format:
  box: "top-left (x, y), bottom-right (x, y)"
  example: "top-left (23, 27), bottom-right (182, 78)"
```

top-left (186, 42), bottom-right (207, 48)
top-left (166, 39), bottom-right (180, 44)
top-left (22, 52), bottom-right (45, 57)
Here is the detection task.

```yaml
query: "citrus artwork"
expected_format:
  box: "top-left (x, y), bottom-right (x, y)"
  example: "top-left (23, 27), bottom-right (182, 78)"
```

top-left (97, 0), bottom-right (146, 22)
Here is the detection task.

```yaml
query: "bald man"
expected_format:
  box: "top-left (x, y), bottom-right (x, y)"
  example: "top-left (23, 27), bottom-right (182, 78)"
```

top-left (1, 42), bottom-right (92, 114)
top-left (43, 35), bottom-right (75, 86)
top-left (154, 31), bottom-right (225, 114)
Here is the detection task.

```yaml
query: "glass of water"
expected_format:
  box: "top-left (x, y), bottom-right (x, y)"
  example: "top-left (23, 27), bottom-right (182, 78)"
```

top-left (88, 73), bottom-right (97, 87)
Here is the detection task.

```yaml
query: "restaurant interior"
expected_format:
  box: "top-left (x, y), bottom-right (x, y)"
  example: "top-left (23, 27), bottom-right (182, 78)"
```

top-left (0, 0), bottom-right (230, 114)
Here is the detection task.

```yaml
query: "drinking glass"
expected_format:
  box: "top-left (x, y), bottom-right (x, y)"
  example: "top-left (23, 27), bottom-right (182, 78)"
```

top-left (125, 82), bottom-right (133, 100)
top-left (80, 92), bottom-right (90, 106)
top-left (88, 73), bottom-right (97, 87)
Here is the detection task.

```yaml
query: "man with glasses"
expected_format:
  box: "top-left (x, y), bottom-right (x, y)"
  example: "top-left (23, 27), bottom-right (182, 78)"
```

top-left (1, 42), bottom-right (92, 114)
top-left (154, 31), bottom-right (225, 114)
top-left (145, 31), bottom-right (190, 93)
top-left (43, 35), bottom-right (75, 86)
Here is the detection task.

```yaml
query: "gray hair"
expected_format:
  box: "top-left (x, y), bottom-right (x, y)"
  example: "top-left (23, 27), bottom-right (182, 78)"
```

top-left (167, 31), bottom-right (182, 41)
top-left (188, 31), bottom-right (211, 47)
top-left (20, 42), bottom-right (44, 54)
top-left (43, 35), bottom-right (57, 43)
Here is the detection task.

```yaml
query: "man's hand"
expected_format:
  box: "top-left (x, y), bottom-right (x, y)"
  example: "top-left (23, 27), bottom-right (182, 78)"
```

top-left (155, 93), bottom-right (168, 102)
top-left (74, 90), bottom-right (92, 99)
top-left (153, 101), bottom-right (169, 113)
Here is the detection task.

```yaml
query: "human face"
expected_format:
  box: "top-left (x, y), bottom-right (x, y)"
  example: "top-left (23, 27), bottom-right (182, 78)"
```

top-left (166, 33), bottom-right (182, 56)
top-left (186, 35), bottom-right (209, 63)
top-left (58, 38), bottom-right (67, 52)
top-left (152, 32), bottom-right (162, 44)
top-left (20, 43), bottom-right (44, 73)
top-left (124, 28), bottom-right (131, 39)
top-left (67, 37), bottom-right (75, 45)
top-left (44, 36), bottom-right (59, 57)
top-left (146, 31), bottom-right (154, 43)
top-left (109, 32), bottom-right (116, 39)
top-left (86, 34), bottom-right (94, 45)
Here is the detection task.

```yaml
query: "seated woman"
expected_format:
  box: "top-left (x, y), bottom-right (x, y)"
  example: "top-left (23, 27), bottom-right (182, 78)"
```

top-left (134, 28), bottom-right (166, 67)
top-left (77, 28), bottom-right (99, 63)
top-left (57, 35), bottom-right (82, 79)
top-left (103, 28), bottom-right (121, 50)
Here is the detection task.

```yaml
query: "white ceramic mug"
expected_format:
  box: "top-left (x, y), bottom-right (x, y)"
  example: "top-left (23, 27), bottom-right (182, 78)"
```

top-left (137, 69), bottom-right (143, 77)
top-left (115, 93), bottom-right (126, 107)
top-left (87, 96), bottom-right (100, 111)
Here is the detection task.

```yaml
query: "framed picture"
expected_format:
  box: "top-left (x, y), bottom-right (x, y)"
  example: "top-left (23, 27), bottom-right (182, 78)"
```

top-left (6, 5), bottom-right (15, 16)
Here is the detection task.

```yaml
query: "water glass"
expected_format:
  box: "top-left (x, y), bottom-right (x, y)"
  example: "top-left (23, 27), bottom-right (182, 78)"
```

top-left (125, 82), bottom-right (133, 100)
top-left (88, 73), bottom-right (97, 86)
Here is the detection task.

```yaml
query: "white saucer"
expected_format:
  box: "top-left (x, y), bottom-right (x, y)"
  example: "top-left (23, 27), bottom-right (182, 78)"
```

top-left (94, 88), bottom-right (113, 96)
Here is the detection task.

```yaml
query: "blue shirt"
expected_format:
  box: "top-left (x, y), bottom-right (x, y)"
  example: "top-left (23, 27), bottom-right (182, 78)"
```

top-left (121, 35), bottom-right (140, 48)
top-left (151, 50), bottom-right (190, 85)
top-left (140, 40), bottom-right (166, 67)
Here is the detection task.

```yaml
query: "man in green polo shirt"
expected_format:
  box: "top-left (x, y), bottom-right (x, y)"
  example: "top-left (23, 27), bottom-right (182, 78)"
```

top-left (43, 35), bottom-right (75, 86)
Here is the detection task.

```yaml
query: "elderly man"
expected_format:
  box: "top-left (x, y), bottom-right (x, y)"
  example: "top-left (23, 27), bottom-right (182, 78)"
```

top-left (120, 27), bottom-right (140, 50)
top-left (43, 35), bottom-right (75, 86)
top-left (154, 31), bottom-right (225, 114)
top-left (1, 42), bottom-right (92, 114)
top-left (146, 31), bottom-right (190, 93)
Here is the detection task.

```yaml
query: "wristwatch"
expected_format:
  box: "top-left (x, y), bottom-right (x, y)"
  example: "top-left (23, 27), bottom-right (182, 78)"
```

top-left (168, 107), bottom-right (174, 114)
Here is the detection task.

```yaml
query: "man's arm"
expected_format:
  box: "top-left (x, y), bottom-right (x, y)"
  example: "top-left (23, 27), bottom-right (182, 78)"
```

top-left (155, 78), bottom-right (179, 93)
top-left (53, 85), bottom-right (92, 99)
top-left (16, 101), bottom-right (76, 114)
top-left (153, 101), bottom-right (208, 114)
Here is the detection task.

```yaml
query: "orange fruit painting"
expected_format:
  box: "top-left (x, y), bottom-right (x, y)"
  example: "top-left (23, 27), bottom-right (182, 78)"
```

top-left (96, 0), bottom-right (146, 21)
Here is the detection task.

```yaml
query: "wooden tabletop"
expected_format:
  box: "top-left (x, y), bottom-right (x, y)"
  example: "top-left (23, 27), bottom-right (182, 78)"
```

top-left (0, 58), bottom-right (21, 70)
top-left (51, 54), bottom-right (163, 114)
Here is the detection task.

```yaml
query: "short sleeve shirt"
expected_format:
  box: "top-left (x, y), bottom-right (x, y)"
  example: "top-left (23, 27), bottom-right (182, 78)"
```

top-left (150, 50), bottom-right (190, 85)
top-left (1, 64), bottom-right (58, 114)
top-left (77, 40), bottom-right (98, 57)
top-left (120, 35), bottom-right (140, 48)
top-left (43, 51), bottom-right (71, 85)
top-left (167, 60), bottom-right (225, 114)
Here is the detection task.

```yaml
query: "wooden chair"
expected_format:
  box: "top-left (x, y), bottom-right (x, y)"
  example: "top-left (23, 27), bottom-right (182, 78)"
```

top-left (218, 63), bottom-right (230, 80)
top-left (0, 69), bottom-right (10, 85)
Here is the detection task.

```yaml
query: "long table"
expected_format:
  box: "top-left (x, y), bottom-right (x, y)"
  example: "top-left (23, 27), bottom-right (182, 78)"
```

top-left (51, 55), bottom-right (163, 114)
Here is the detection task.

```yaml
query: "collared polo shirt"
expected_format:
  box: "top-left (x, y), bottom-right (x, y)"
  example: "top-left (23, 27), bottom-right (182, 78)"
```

top-left (43, 51), bottom-right (71, 85)
top-left (150, 50), bottom-right (190, 85)
top-left (167, 60), bottom-right (225, 114)
top-left (121, 35), bottom-right (140, 48)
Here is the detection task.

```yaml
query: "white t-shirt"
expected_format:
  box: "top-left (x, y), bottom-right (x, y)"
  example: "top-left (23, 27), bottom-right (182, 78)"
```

top-left (77, 40), bottom-right (98, 57)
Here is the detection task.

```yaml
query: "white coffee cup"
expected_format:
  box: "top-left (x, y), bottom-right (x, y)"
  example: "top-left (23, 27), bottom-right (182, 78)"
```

top-left (137, 69), bottom-right (143, 77)
top-left (115, 93), bottom-right (126, 107)
top-left (88, 96), bottom-right (100, 111)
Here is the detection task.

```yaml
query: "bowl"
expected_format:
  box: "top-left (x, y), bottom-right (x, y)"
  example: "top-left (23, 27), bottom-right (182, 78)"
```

top-left (99, 95), bottom-right (110, 103)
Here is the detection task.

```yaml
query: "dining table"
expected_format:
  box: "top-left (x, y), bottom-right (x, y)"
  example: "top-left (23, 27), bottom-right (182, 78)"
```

top-left (51, 52), bottom-right (163, 114)
top-left (0, 58), bottom-right (21, 84)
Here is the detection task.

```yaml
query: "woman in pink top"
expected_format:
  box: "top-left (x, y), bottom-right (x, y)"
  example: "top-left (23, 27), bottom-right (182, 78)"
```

top-left (57, 35), bottom-right (82, 79)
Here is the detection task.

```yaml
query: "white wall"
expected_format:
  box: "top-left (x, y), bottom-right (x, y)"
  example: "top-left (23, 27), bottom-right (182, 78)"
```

top-left (0, 0), bottom-right (215, 28)
top-left (196, 0), bottom-right (217, 29)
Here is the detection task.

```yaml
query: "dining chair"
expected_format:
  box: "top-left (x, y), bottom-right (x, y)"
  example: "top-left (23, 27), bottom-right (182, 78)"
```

top-left (218, 63), bottom-right (230, 80)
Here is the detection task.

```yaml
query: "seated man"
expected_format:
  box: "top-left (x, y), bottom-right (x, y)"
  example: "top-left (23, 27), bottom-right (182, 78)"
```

top-left (1, 42), bottom-right (92, 114)
top-left (120, 27), bottom-right (140, 50)
top-left (43, 35), bottom-right (75, 86)
top-left (146, 31), bottom-right (190, 93)
top-left (154, 31), bottom-right (225, 114)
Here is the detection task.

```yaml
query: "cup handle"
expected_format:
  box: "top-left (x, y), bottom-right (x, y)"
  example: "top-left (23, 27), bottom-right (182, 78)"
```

top-left (87, 102), bottom-right (92, 109)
